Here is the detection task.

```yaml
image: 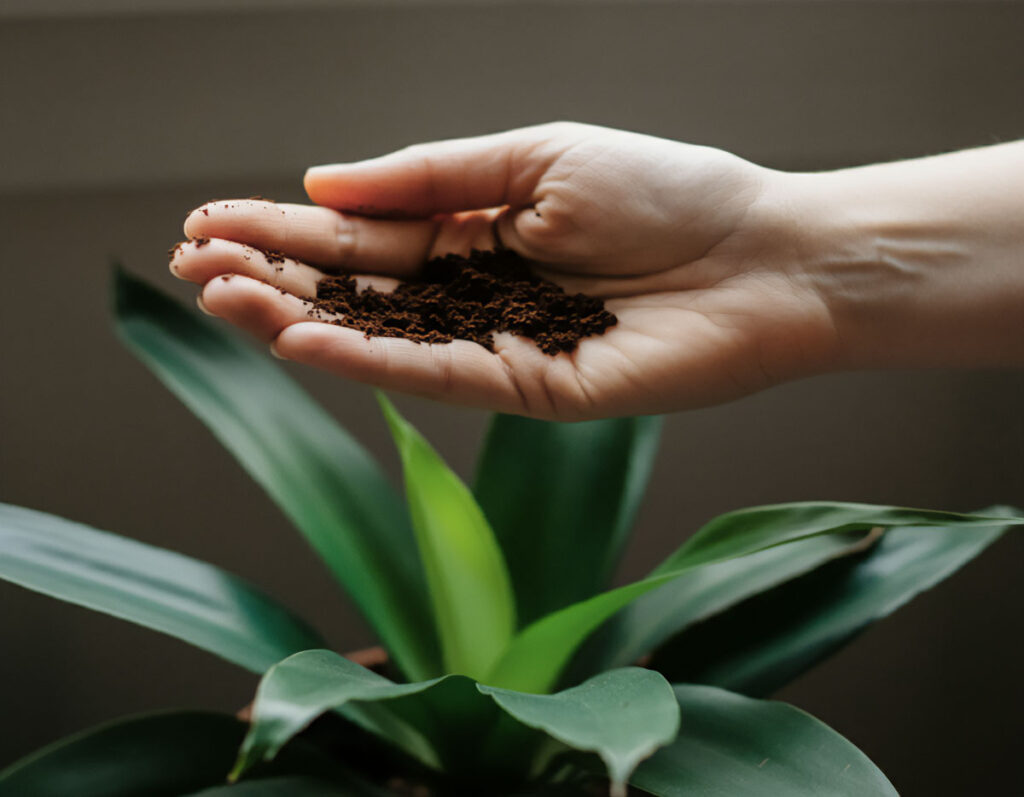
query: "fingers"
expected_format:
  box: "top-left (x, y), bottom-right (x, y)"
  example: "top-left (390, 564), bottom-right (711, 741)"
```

top-left (171, 237), bottom-right (323, 297)
top-left (183, 199), bottom-right (438, 276)
top-left (272, 323), bottom-right (531, 414)
top-left (200, 274), bottom-right (318, 342)
top-left (194, 271), bottom-right (533, 414)
top-left (304, 123), bottom-right (588, 216)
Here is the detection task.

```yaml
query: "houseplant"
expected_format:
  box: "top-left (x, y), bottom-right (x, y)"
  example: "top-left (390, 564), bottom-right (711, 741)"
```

top-left (0, 270), bottom-right (1019, 795)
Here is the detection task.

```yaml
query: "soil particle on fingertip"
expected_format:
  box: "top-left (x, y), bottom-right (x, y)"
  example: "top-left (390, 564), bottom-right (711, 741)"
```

top-left (305, 248), bottom-right (616, 355)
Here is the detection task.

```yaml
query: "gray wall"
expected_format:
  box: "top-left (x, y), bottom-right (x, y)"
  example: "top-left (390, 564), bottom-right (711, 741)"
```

top-left (2, 3), bottom-right (1023, 795)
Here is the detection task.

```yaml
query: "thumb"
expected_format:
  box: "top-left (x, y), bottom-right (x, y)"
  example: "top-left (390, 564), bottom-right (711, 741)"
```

top-left (304, 123), bottom-right (584, 217)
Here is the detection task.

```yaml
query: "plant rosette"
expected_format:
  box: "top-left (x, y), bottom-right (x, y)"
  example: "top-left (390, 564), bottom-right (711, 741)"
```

top-left (0, 269), bottom-right (1020, 796)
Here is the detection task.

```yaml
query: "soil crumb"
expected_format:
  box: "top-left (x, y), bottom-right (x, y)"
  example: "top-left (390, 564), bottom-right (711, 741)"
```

top-left (306, 248), bottom-right (616, 355)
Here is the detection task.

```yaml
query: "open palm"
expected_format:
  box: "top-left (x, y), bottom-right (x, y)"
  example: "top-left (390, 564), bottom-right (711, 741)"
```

top-left (171, 123), bottom-right (838, 419)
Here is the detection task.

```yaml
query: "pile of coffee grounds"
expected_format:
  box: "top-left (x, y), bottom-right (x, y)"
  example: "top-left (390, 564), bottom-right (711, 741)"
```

top-left (306, 248), bottom-right (616, 355)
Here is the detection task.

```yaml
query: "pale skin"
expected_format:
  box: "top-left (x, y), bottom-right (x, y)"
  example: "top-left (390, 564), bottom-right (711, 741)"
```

top-left (170, 123), bottom-right (1024, 420)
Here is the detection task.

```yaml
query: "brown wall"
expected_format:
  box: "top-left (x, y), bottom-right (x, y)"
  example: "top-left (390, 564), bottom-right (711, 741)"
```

top-left (2, 3), bottom-right (1023, 794)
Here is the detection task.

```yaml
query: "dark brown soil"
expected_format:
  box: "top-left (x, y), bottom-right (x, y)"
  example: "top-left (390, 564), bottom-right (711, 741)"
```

top-left (306, 248), bottom-right (616, 355)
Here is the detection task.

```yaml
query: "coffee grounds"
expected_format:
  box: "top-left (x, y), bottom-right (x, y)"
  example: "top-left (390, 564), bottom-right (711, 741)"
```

top-left (306, 248), bottom-right (616, 355)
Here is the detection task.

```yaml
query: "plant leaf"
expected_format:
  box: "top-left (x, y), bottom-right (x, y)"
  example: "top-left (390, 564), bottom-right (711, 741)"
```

top-left (479, 667), bottom-right (679, 793)
top-left (0, 711), bottom-right (379, 797)
top-left (566, 533), bottom-right (865, 683)
top-left (113, 268), bottom-right (438, 681)
top-left (489, 503), bottom-right (1023, 693)
top-left (232, 649), bottom-right (448, 780)
top-left (649, 514), bottom-right (1013, 696)
top-left (237, 652), bottom-right (676, 790)
top-left (474, 415), bottom-right (661, 626)
top-left (0, 711), bottom-right (243, 797)
top-left (188, 776), bottom-right (386, 796)
top-left (0, 502), bottom-right (323, 674)
top-left (377, 393), bottom-right (516, 680)
top-left (628, 685), bottom-right (897, 796)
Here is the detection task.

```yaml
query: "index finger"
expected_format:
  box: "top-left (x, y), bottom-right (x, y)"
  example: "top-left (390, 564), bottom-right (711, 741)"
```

top-left (184, 199), bottom-right (438, 277)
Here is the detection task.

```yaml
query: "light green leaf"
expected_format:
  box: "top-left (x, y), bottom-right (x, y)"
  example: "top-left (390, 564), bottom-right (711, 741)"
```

top-left (489, 503), bottom-right (1023, 693)
top-left (474, 415), bottom-right (661, 626)
top-left (650, 514), bottom-right (1012, 696)
top-left (629, 685), bottom-right (896, 796)
top-left (0, 502), bottom-right (322, 674)
top-left (566, 533), bottom-right (865, 682)
top-left (479, 668), bottom-right (679, 793)
top-left (377, 393), bottom-right (515, 680)
top-left (233, 649), bottom-right (446, 779)
top-left (113, 269), bottom-right (438, 681)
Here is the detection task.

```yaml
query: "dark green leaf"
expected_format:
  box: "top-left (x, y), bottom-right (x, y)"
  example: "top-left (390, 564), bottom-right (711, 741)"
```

top-left (0, 712), bottom-right (246, 797)
top-left (378, 394), bottom-right (515, 680)
top-left (650, 516), bottom-right (1011, 696)
top-left (489, 503), bottom-right (1022, 693)
top-left (188, 775), bottom-right (386, 796)
top-left (629, 685), bottom-right (896, 796)
top-left (0, 502), bottom-right (322, 674)
top-left (479, 668), bottom-right (679, 792)
top-left (474, 415), bottom-right (661, 625)
top-left (113, 269), bottom-right (438, 681)
top-left (0, 711), bottom-right (379, 797)
top-left (566, 533), bottom-right (865, 682)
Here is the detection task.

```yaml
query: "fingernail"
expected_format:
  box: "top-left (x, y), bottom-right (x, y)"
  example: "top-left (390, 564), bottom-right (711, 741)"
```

top-left (196, 295), bottom-right (216, 316)
top-left (269, 341), bottom-right (288, 360)
top-left (167, 241), bottom-right (186, 275)
top-left (183, 203), bottom-right (212, 237)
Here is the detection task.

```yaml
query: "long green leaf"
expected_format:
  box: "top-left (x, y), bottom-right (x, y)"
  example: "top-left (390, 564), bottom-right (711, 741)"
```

top-left (649, 516), bottom-right (1011, 696)
top-left (479, 668), bottom-right (679, 794)
top-left (0, 502), bottom-right (322, 674)
top-left (377, 393), bottom-right (515, 680)
top-left (489, 503), bottom-right (1023, 693)
top-left (189, 776), bottom-right (386, 796)
top-left (0, 712), bottom-right (242, 797)
top-left (629, 685), bottom-right (897, 796)
top-left (474, 415), bottom-right (661, 626)
top-left (0, 711), bottom-right (377, 797)
top-left (566, 532), bottom-right (865, 683)
top-left (113, 269), bottom-right (438, 680)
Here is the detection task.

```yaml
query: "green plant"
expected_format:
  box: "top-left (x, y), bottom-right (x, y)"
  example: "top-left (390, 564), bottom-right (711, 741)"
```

top-left (0, 269), bottom-right (1020, 796)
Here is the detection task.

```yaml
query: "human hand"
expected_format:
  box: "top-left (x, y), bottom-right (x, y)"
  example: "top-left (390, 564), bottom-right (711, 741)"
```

top-left (170, 122), bottom-right (842, 419)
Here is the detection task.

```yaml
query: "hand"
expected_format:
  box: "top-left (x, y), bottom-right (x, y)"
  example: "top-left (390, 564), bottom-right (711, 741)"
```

top-left (170, 122), bottom-right (840, 419)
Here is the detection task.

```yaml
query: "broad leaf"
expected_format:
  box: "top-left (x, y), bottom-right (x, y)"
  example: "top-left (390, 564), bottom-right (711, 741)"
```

top-left (233, 649), bottom-right (446, 779)
top-left (566, 532), bottom-right (866, 682)
top-left (238, 653), bottom-right (674, 790)
top-left (474, 415), bottom-right (661, 626)
top-left (378, 393), bottom-right (515, 680)
top-left (650, 516), bottom-right (1011, 696)
top-left (479, 668), bottom-right (679, 794)
top-left (0, 711), bottom-right (377, 797)
top-left (114, 269), bottom-right (438, 680)
top-left (630, 685), bottom-right (896, 796)
top-left (0, 502), bottom-right (322, 674)
top-left (489, 503), bottom-right (1023, 693)
top-left (189, 777), bottom-right (382, 796)
top-left (0, 712), bottom-right (242, 797)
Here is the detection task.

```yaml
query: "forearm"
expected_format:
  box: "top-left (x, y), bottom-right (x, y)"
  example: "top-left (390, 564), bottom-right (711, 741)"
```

top-left (779, 142), bottom-right (1024, 370)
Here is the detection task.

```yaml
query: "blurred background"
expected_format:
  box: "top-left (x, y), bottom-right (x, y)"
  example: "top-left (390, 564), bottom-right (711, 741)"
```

top-left (1, 1), bottom-right (1023, 794)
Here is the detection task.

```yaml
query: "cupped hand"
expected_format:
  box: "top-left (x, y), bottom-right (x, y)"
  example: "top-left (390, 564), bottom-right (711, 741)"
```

top-left (170, 122), bottom-right (840, 419)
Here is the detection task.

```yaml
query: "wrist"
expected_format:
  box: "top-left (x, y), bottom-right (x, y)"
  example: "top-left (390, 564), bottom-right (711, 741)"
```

top-left (773, 157), bottom-right (1024, 372)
